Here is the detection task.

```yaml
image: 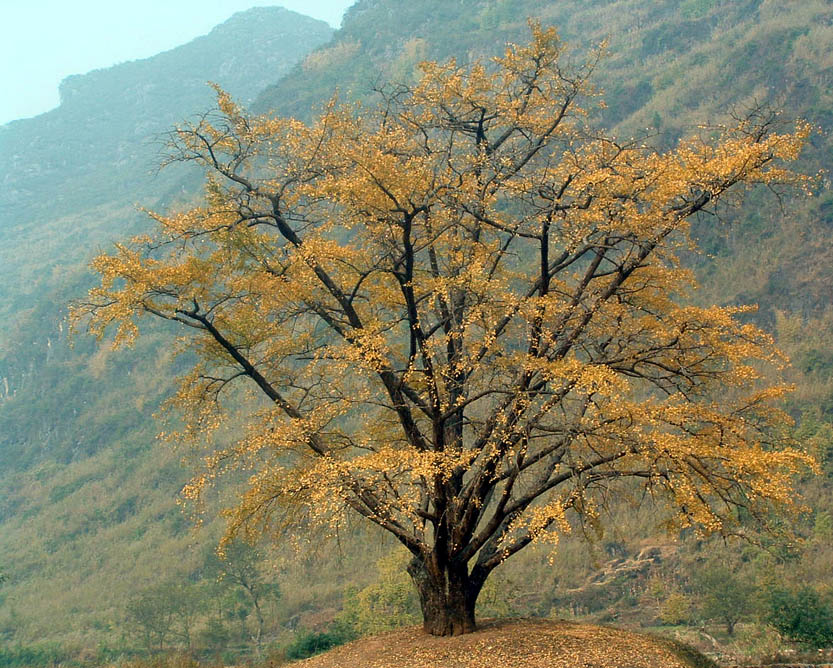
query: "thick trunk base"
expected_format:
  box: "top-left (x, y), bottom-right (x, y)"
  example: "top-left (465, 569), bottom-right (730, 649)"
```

top-left (408, 557), bottom-right (482, 636)
top-left (421, 604), bottom-right (476, 636)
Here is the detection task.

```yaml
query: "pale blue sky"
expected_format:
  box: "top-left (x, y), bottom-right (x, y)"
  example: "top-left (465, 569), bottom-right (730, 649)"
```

top-left (0, 1), bottom-right (354, 126)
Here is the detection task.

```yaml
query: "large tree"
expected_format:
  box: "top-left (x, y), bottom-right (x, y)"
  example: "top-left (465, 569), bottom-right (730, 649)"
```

top-left (75, 25), bottom-right (814, 636)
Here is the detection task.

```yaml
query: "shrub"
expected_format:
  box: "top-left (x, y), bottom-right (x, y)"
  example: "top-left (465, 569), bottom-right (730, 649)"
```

top-left (284, 629), bottom-right (350, 660)
top-left (660, 592), bottom-right (692, 625)
top-left (336, 551), bottom-right (420, 636)
top-left (767, 587), bottom-right (833, 648)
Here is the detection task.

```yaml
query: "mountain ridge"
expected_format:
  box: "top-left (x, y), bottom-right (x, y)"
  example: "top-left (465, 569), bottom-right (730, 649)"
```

top-left (0, 7), bottom-right (332, 223)
top-left (0, 6), bottom-right (333, 332)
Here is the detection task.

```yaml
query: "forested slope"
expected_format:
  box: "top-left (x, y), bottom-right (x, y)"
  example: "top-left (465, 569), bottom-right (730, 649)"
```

top-left (1, 0), bottom-right (832, 662)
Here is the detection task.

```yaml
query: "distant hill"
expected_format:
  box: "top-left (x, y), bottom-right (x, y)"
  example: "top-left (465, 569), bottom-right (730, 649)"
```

top-left (0, 5), bottom-right (332, 453)
top-left (0, 6), bottom-right (331, 218)
top-left (0, 7), bottom-right (331, 325)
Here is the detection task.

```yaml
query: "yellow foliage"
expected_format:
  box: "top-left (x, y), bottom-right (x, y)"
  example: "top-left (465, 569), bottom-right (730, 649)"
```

top-left (72, 22), bottom-right (815, 611)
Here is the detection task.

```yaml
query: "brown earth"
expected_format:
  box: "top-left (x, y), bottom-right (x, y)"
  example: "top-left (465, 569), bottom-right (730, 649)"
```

top-left (295, 618), bottom-right (716, 668)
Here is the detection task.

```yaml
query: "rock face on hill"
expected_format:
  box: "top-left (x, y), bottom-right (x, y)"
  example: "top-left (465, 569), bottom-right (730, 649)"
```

top-left (295, 619), bottom-right (717, 668)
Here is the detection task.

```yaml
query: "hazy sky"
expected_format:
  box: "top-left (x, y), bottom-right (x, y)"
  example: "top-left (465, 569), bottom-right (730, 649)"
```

top-left (0, 1), bottom-right (354, 126)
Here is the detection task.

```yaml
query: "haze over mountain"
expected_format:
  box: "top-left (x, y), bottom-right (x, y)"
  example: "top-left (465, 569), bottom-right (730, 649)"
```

top-left (1, 0), bottom-right (832, 661)
top-left (0, 7), bottom-right (331, 311)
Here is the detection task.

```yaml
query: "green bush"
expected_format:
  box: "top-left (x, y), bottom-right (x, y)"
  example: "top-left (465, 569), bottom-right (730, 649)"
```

top-left (0, 644), bottom-right (70, 668)
top-left (659, 592), bottom-right (692, 625)
top-left (336, 551), bottom-right (420, 637)
top-left (284, 629), bottom-right (350, 660)
top-left (767, 587), bottom-right (833, 648)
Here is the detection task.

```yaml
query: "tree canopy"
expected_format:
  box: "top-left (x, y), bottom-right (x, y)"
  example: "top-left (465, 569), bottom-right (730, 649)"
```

top-left (74, 24), bottom-right (814, 636)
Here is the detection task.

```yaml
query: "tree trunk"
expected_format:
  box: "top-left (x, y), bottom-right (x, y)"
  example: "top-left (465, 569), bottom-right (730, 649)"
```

top-left (407, 556), bottom-right (484, 636)
top-left (252, 596), bottom-right (264, 655)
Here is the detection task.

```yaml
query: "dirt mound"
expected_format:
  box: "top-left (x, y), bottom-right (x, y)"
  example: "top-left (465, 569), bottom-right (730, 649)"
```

top-left (296, 618), bottom-right (716, 668)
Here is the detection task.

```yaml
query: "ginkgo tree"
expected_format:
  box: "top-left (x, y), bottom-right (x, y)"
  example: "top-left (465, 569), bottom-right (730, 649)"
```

top-left (75, 24), bottom-right (815, 636)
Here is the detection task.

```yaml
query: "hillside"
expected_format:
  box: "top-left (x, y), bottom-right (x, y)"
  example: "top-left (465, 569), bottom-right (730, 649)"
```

top-left (0, 6), bottom-right (332, 651)
top-left (0, 7), bottom-right (332, 328)
top-left (1, 0), bottom-right (832, 664)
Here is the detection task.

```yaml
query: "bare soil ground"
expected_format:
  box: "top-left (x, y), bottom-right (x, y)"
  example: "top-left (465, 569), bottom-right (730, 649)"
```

top-left (295, 618), bottom-right (715, 667)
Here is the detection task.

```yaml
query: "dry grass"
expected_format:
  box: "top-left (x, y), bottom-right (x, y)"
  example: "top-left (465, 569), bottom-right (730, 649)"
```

top-left (295, 618), bottom-right (715, 668)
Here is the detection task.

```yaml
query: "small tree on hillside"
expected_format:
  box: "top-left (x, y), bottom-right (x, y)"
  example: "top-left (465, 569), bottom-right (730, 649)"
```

top-left (696, 561), bottom-right (755, 635)
top-left (75, 24), bottom-right (814, 636)
top-left (126, 584), bottom-right (178, 651)
top-left (205, 540), bottom-right (280, 652)
top-left (767, 587), bottom-right (833, 648)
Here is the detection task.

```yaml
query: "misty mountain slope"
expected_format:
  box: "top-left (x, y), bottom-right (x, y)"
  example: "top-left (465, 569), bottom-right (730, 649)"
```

top-left (0, 7), bottom-right (332, 327)
top-left (1, 0), bottom-right (832, 655)
top-left (0, 7), bottom-right (331, 217)
top-left (0, 6), bottom-right (331, 436)
top-left (0, 6), bottom-right (332, 647)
